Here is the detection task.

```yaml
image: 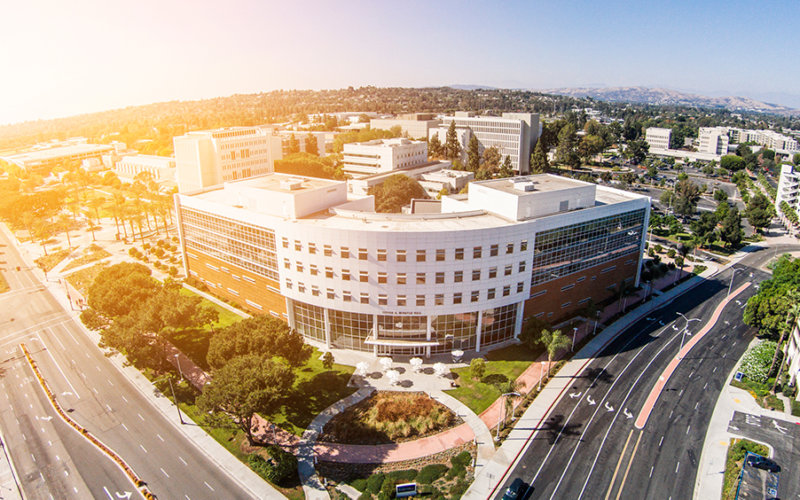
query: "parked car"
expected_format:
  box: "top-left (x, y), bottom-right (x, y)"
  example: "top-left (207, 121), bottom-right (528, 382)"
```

top-left (502, 478), bottom-right (528, 499)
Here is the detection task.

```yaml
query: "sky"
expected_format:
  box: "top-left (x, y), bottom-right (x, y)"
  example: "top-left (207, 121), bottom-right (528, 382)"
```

top-left (2, 0), bottom-right (799, 125)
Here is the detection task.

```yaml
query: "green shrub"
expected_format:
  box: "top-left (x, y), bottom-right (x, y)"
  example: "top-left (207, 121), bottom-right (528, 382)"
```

top-left (792, 400), bottom-right (800, 417)
top-left (470, 358), bottom-right (486, 380)
top-left (350, 478), bottom-right (368, 492)
top-left (740, 340), bottom-right (778, 383)
top-left (386, 469), bottom-right (417, 483)
top-left (451, 451), bottom-right (472, 468)
top-left (450, 478), bottom-right (469, 498)
top-left (247, 446), bottom-right (296, 484)
top-left (667, 248), bottom-right (676, 258)
top-left (418, 464), bottom-right (448, 484)
top-left (446, 464), bottom-right (466, 480)
top-left (366, 473), bottom-right (385, 494)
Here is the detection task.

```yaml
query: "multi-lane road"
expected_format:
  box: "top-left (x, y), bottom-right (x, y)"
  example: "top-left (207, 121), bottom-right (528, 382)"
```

top-left (494, 246), bottom-right (798, 500)
top-left (0, 229), bottom-right (254, 499)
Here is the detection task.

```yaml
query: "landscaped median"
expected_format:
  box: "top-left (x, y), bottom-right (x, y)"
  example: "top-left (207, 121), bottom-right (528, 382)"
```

top-left (721, 438), bottom-right (770, 500)
top-left (20, 343), bottom-right (155, 500)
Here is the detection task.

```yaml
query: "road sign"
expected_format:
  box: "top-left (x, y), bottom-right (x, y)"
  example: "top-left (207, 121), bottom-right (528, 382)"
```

top-left (734, 371), bottom-right (744, 382)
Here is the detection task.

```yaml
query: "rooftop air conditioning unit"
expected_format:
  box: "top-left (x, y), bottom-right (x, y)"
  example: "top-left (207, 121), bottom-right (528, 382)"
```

top-left (280, 178), bottom-right (303, 190)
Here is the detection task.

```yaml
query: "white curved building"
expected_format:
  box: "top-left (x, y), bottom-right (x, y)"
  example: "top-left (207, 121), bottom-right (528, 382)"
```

top-left (175, 173), bottom-right (649, 357)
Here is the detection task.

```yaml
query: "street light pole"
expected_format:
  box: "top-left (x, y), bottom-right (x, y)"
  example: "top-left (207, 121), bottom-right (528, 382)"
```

top-left (174, 353), bottom-right (184, 380)
top-left (572, 327), bottom-right (577, 352)
top-left (676, 312), bottom-right (701, 360)
top-left (168, 376), bottom-right (185, 425)
top-left (495, 392), bottom-right (521, 440)
top-left (592, 311), bottom-right (601, 337)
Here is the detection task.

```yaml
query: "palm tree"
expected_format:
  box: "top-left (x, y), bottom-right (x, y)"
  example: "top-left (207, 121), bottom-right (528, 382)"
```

top-left (57, 213), bottom-right (74, 249)
top-left (536, 329), bottom-right (571, 377)
top-left (770, 293), bottom-right (800, 393)
top-left (496, 379), bottom-right (523, 424)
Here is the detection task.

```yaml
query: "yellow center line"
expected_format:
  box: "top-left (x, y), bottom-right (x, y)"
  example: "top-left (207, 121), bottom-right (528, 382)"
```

top-left (605, 429), bottom-right (634, 500)
top-left (616, 430), bottom-right (643, 500)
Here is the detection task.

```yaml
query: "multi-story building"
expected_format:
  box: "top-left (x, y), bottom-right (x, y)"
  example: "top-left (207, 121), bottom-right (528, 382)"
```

top-left (277, 130), bottom-right (329, 157)
top-left (776, 164), bottom-right (799, 229)
top-left (175, 172), bottom-right (649, 357)
top-left (370, 113), bottom-right (442, 139)
top-left (644, 127), bottom-right (672, 151)
top-left (429, 112), bottom-right (541, 175)
top-left (347, 162), bottom-right (467, 198)
top-left (342, 138), bottom-right (428, 177)
top-left (115, 154), bottom-right (176, 183)
top-left (697, 127), bottom-right (730, 155)
top-left (1, 141), bottom-right (113, 174)
top-left (785, 314), bottom-right (800, 396)
top-left (728, 128), bottom-right (798, 152)
top-left (173, 126), bottom-right (283, 193)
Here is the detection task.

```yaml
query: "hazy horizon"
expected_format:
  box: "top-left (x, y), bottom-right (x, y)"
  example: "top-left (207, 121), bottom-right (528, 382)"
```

top-left (2, 0), bottom-right (798, 125)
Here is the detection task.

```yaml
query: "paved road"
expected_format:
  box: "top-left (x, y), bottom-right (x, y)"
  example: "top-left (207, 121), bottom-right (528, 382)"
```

top-left (0, 231), bottom-right (254, 499)
top-left (494, 246), bottom-right (793, 500)
top-left (728, 411), bottom-right (800, 499)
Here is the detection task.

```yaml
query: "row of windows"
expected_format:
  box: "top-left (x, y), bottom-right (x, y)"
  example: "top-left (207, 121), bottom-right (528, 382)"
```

top-left (284, 280), bottom-right (525, 306)
top-left (283, 261), bottom-right (528, 283)
top-left (281, 239), bottom-right (528, 261)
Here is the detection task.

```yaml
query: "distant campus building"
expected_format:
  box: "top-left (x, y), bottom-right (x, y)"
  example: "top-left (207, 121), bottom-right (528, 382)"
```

top-left (646, 126), bottom-right (798, 163)
top-left (1, 138), bottom-right (113, 173)
top-left (175, 172), bottom-right (648, 357)
top-left (173, 126), bottom-right (283, 192)
top-left (342, 138), bottom-right (428, 177)
top-left (428, 112), bottom-right (541, 175)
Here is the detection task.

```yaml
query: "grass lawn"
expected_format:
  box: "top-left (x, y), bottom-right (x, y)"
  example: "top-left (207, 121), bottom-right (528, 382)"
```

top-left (64, 262), bottom-right (109, 295)
top-left (0, 273), bottom-right (8, 294)
top-left (721, 438), bottom-right (770, 500)
top-left (61, 245), bottom-right (111, 272)
top-left (179, 287), bottom-right (244, 329)
top-left (731, 378), bottom-right (785, 412)
top-left (263, 348), bottom-right (356, 436)
top-left (35, 248), bottom-right (72, 272)
top-left (446, 344), bottom-right (542, 415)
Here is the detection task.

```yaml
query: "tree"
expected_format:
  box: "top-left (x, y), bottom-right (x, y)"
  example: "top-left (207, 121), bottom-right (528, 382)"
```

top-left (470, 358), bottom-right (486, 380)
top-left (578, 135), bottom-right (605, 164)
top-left (481, 146), bottom-right (501, 173)
top-left (556, 123), bottom-right (580, 170)
top-left (625, 139), bottom-right (649, 165)
top-left (287, 134), bottom-right (300, 154)
top-left (322, 351), bottom-right (334, 370)
top-left (536, 329), bottom-right (571, 376)
top-left (445, 121), bottom-right (461, 160)
top-left (713, 189), bottom-right (728, 203)
top-left (368, 174), bottom-right (429, 213)
top-left (87, 262), bottom-right (159, 319)
top-left (715, 199), bottom-right (730, 220)
top-left (303, 135), bottom-right (319, 156)
top-left (690, 212), bottom-right (718, 247)
top-left (207, 315), bottom-right (312, 369)
top-left (746, 193), bottom-right (775, 233)
top-left (274, 152), bottom-right (344, 180)
top-left (498, 155), bottom-right (514, 178)
top-left (767, 293), bottom-right (800, 393)
top-left (744, 256), bottom-right (800, 339)
top-left (673, 179), bottom-right (701, 218)
top-left (720, 155), bottom-right (745, 172)
top-left (719, 206), bottom-right (743, 249)
top-left (428, 133), bottom-right (443, 158)
top-left (530, 140), bottom-right (549, 174)
top-left (197, 354), bottom-right (295, 445)
top-left (793, 153), bottom-right (800, 166)
top-left (466, 135), bottom-right (481, 172)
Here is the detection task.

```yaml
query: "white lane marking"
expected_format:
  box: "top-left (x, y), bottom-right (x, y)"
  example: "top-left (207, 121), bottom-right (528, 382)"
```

top-left (121, 395), bottom-right (128, 403)
top-left (204, 482), bottom-right (214, 492)
top-left (103, 486), bottom-right (113, 499)
top-left (659, 436), bottom-right (664, 447)
top-left (139, 444), bottom-right (147, 453)
top-left (178, 456), bottom-right (188, 466)
top-left (34, 332), bottom-right (81, 399)
top-left (160, 467), bottom-right (169, 478)
top-left (686, 425), bottom-right (691, 435)
top-left (121, 423), bottom-right (129, 432)
top-left (137, 413), bottom-right (144, 421)
top-left (712, 366), bottom-right (717, 373)
top-left (96, 366), bottom-right (101, 372)
top-left (675, 461), bottom-right (680, 473)
top-left (649, 465), bottom-right (654, 478)
top-left (21, 434), bottom-right (25, 441)
top-left (108, 380), bottom-right (114, 387)
top-left (31, 453), bottom-right (36, 462)
top-left (156, 434), bottom-right (164, 442)
top-left (703, 383), bottom-right (708, 390)
top-left (55, 455), bottom-right (60, 461)
top-left (92, 388), bottom-right (98, 395)
top-left (694, 402), bottom-right (699, 410)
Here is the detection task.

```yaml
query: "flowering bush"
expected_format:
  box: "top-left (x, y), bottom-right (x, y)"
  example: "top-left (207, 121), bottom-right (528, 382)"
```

top-left (739, 340), bottom-right (778, 383)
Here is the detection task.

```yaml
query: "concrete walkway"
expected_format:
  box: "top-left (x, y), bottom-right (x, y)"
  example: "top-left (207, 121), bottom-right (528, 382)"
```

top-left (431, 391), bottom-right (495, 467)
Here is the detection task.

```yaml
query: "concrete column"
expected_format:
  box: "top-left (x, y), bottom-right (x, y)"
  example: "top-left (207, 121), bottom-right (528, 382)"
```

top-left (285, 298), bottom-right (296, 330)
top-left (514, 301), bottom-right (525, 339)
top-left (323, 307), bottom-right (331, 349)
top-left (426, 315), bottom-right (432, 359)
top-left (475, 310), bottom-right (484, 353)
top-left (373, 314), bottom-right (379, 356)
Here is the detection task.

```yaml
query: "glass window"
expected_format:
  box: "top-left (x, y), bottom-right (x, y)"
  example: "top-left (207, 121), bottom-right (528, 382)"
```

top-left (506, 243), bottom-right (514, 254)
top-left (377, 249), bottom-right (387, 261)
top-left (487, 288), bottom-right (496, 299)
top-left (327, 288), bottom-right (335, 299)
top-left (281, 237), bottom-right (289, 248)
top-left (341, 246), bottom-right (350, 258)
top-left (436, 272), bottom-right (445, 284)
top-left (519, 261), bottom-right (527, 273)
top-left (325, 267), bottom-right (334, 278)
top-left (455, 248), bottom-right (464, 260)
top-left (473, 246), bottom-right (482, 259)
top-left (310, 264), bottom-right (318, 276)
top-left (454, 271), bottom-right (463, 283)
top-left (342, 269), bottom-right (350, 281)
top-left (416, 273), bottom-right (426, 284)
top-left (435, 294), bottom-right (444, 305)
top-left (396, 250), bottom-right (406, 262)
top-left (297, 282), bottom-right (306, 293)
top-left (436, 249), bottom-right (446, 262)
top-left (503, 285), bottom-right (510, 297)
top-left (517, 282), bottom-right (524, 293)
top-left (416, 249), bottom-right (426, 262)
top-left (360, 271), bottom-right (368, 283)
top-left (378, 272), bottom-right (387, 284)
top-left (359, 248), bottom-right (368, 260)
top-left (489, 267), bottom-right (497, 279)
top-left (360, 293), bottom-right (369, 304)
top-left (296, 262), bottom-right (304, 272)
top-left (453, 293), bottom-right (462, 304)
top-left (504, 265), bottom-right (512, 276)
top-left (308, 243), bottom-right (317, 254)
top-left (324, 245), bottom-right (332, 256)
top-left (397, 273), bottom-right (407, 285)
top-left (471, 291), bottom-right (480, 302)
top-left (311, 286), bottom-right (320, 297)
top-left (285, 278), bottom-right (292, 289)
top-left (416, 295), bottom-right (425, 306)
top-left (284, 258), bottom-right (291, 269)
top-left (472, 269), bottom-right (481, 281)
top-left (379, 295), bottom-right (388, 305)
top-left (397, 295), bottom-right (407, 306)
top-left (343, 291), bottom-right (352, 302)
top-left (294, 240), bottom-right (302, 251)
top-left (520, 240), bottom-right (528, 252)
top-left (490, 244), bottom-right (499, 257)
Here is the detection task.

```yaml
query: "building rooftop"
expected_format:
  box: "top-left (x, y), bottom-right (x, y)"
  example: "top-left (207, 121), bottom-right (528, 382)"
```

top-left (241, 174), bottom-right (342, 194)
top-left (474, 174), bottom-right (591, 196)
top-left (3, 143), bottom-right (113, 164)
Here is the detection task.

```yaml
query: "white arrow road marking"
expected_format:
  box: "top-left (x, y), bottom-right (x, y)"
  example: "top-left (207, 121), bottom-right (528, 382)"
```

top-left (569, 391), bottom-right (582, 399)
top-left (623, 408), bottom-right (633, 419)
top-left (37, 416), bottom-right (53, 421)
top-left (587, 395), bottom-right (596, 406)
top-left (115, 492), bottom-right (132, 500)
top-left (730, 425), bottom-right (739, 431)
top-left (604, 401), bottom-right (614, 412)
top-left (772, 420), bottom-right (788, 434)
top-left (61, 391), bottom-right (73, 396)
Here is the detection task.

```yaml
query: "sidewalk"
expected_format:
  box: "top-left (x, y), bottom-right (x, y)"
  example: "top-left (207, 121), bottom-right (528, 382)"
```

top-left (693, 338), bottom-right (800, 500)
top-left (463, 261), bottom-right (722, 499)
top-left (0, 427), bottom-right (23, 500)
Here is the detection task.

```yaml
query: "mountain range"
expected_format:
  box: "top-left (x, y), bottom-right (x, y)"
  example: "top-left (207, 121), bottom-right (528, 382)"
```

top-left (540, 86), bottom-right (800, 116)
